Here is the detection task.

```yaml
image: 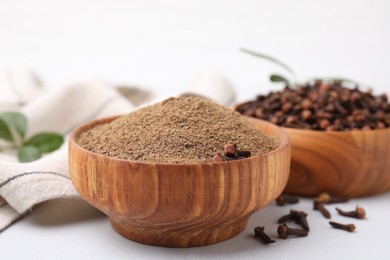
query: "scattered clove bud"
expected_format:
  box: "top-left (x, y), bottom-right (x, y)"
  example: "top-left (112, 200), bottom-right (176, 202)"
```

top-left (277, 224), bottom-right (308, 239)
top-left (254, 226), bottom-right (275, 244)
top-left (315, 192), bottom-right (349, 204)
top-left (278, 210), bottom-right (310, 232)
top-left (294, 211), bottom-right (310, 232)
top-left (278, 211), bottom-right (296, 223)
top-left (236, 150), bottom-right (251, 158)
top-left (213, 144), bottom-right (252, 162)
top-left (336, 206), bottom-right (366, 219)
top-left (223, 143), bottom-right (251, 160)
top-left (275, 194), bottom-right (300, 206)
top-left (313, 200), bottom-right (331, 219)
top-left (329, 221), bottom-right (356, 232)
top-left (224, 144), bottom-right (236, 158)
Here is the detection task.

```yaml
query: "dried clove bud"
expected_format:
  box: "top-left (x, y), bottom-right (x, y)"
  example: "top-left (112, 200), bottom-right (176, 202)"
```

top-left (315, 192), bottom-right (349, 204)
top-left (215, 144), bottom-right (252, 162)
top-left (223, 143), bottom-right (251, 159)
top-left (301, 109), bottom-right (312, 121)
top-left (278, 210), bottom-right (309, 232)
top-left (236, 150), bottom-right (251, 158)
top-left (254, 226), bottom-right (276, 244)
top-left (295, 211), bottom-right (310, 232)
top-left (329, 221), bottom-right (356, 232)
top-left (313, 200), bottom-right (331, 219)
top-left (275, 194), bottom-right (300, 206)
top-left (336, 206), bottom-right (366, 219)
top-left (277, 224), bottom-right (308, 239)
top-left (224, 144), bottom-right (236, 158)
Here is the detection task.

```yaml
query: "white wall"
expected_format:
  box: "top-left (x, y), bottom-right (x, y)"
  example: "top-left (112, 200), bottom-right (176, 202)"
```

top-left (0, 0), bottom-right (389, 100)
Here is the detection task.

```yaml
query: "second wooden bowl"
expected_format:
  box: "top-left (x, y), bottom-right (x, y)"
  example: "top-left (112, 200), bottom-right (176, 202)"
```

top-left (284, 127), bottom-right (390, 197)
top-left (69, 116), bottom-right (290, 247)
top-left (235, 101), bottom-right (390, 198)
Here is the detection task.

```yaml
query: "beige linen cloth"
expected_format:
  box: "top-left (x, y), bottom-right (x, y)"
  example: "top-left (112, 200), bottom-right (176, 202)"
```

top-left (0, 70), bottom-right (235, 232)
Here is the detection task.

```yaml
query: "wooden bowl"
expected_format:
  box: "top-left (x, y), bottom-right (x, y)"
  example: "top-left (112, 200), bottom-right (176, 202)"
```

top-left (234, 103), bottom-right (390, 198)
top-left (68, 116), bottom-right (290, 247)
top-left (284, 127), bottom-right (390, 198)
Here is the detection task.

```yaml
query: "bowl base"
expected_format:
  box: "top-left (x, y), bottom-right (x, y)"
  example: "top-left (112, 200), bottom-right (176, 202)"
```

top-left (110, 217), bottom-right (249, 248)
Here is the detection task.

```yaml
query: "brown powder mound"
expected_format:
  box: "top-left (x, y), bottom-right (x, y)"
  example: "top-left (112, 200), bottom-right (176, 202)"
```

top-left (77, 97), bottom-right (279, 163)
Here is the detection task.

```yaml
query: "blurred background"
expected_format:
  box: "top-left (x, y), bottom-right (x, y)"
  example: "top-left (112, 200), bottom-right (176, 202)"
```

top-left (1, 0), bottom-right (389, 101)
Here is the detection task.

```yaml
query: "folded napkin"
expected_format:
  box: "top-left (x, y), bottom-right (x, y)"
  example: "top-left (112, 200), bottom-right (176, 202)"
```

top-left (0, 71), bottom-right (235, 232)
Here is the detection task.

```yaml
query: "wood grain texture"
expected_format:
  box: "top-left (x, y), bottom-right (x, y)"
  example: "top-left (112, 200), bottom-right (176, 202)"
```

top-left (69, 116), bottom-right (290, 247)
top-left (284, 127), bottom-right (390, 197)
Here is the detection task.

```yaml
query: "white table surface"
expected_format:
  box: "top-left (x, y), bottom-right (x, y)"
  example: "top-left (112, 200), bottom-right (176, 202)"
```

top-left (1, 0), bottom-right (390, 259)
top-left (2, 194), bottom-right (390, 260)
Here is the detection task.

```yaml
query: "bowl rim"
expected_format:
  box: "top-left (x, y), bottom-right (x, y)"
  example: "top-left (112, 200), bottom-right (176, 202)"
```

top-left (69, 115), bottom-right (290, 167)
top-left (234, 101), bottom-right (390, 134)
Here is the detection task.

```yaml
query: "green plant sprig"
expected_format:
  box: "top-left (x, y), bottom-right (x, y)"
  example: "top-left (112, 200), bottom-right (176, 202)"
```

top-left (0, 112), bottom-right (64, 162)
top-left (240, 48), bottom-right (372, 89)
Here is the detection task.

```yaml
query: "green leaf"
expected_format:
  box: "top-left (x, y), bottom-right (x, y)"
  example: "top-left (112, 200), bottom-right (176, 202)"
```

top-left (240, 48), bottom-right (299, 80)
top-left (0, 112), bottom-right (28, 139)
top-left (270, 74), bottom-right (291, 85)
top-left (0, 118), bottom-right (13, 142)
top-left (17, 145), bottom-right (42, 162)
top-left (25, 132), bottom-right (64, 153)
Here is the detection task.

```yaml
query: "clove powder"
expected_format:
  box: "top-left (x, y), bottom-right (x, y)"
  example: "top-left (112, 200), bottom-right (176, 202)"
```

top-left (77, 97), bottom-right (279, 163)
